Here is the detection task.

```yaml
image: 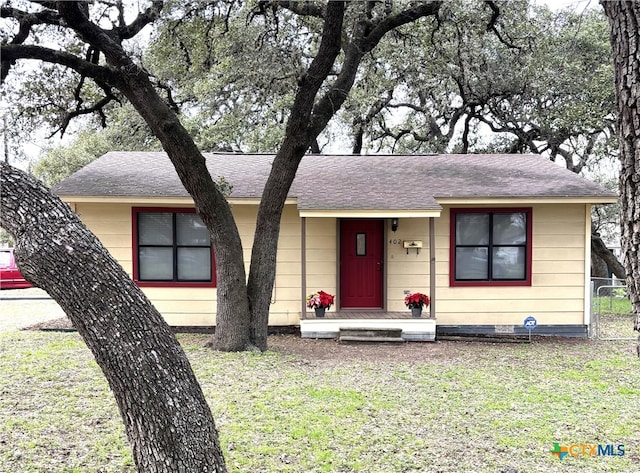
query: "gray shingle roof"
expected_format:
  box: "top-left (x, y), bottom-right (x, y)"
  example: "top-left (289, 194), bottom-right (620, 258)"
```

top-left (53, 152), bottom-right (617, 211)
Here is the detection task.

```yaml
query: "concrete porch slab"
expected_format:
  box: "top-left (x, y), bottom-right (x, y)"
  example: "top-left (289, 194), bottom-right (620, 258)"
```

top-left (300, 317), bottom-right (436, 341)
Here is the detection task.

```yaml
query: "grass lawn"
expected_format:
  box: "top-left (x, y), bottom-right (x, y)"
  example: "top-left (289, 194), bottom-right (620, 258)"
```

top-left (1, 326), bottom-right (639, 473)
top-left (593, 295), bottom-right (633, 316)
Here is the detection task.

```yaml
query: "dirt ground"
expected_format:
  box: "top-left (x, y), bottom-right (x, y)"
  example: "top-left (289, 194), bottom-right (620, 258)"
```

top-left (5, 286), bottom-right (589, 363)
top-left (23, 314), bottom-right (450, 360)
top-left (22, 313), bottom-right (589, 364)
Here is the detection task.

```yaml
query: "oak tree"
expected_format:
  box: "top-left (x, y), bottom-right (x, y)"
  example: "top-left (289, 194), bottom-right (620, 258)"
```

top-left (2, 1), bottom-right (448, 355)
top-left (0, 1), bottom-right (451, 470)
top-left (0, 160), bottom-right (228, 472)
top-left (601, 0), bottom-right (640, 341)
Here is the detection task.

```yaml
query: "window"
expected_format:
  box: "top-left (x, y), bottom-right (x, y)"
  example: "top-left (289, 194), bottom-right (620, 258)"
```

top-left (450, 208), bottom-right (531, 286)
top-left (356, 233), bottom-right (367, 256)
top-left (132, 208), bottom-right (216, 287)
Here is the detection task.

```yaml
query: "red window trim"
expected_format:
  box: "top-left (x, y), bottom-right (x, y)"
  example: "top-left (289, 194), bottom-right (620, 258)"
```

top-left (132, 207), bottom-right (216, 288)
top-left (449, 207), bottom-right (532, 287)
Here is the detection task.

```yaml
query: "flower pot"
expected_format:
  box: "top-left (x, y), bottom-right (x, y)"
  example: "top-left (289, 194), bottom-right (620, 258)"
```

top-left (315, 307), bottom-right (326, 318)
top-left (411, 307), bottom-right (422, 318)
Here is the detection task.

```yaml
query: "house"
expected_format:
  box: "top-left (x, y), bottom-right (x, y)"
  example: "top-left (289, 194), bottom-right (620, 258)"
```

top-left (53, 152), bottom-right (618, 340)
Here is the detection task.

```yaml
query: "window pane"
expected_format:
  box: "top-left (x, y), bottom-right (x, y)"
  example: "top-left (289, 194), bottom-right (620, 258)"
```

top-left (456, 213), bottom-right (490, 245)
top-left (455, 247), bottom-right (488, 279)
top-left (139, 247), bottom-right (173, 280)
top-left (356, 233), bottom-right (366, 256)
top-left (493, 213), bottom-right (527, 245)
top-left (139, 213), bottom-right (173, 245)
top-left (176, 213), bottom-right (210, 246)
top-left (177, 248), bottom-right (211, 280)
top-left (492, 247), bottom-right (525, 279)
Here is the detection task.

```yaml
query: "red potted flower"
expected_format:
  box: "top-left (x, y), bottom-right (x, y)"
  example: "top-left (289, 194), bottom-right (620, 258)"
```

top-left (306, 290), bottom-right (335, 317)
top-left (404, 292), bottom-right (430, 317)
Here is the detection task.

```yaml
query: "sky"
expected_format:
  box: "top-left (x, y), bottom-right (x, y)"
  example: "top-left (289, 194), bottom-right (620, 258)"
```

top-left (535, 0), bottom-right (600, 11)
top-left (538, 0), bottom-right (596, 10)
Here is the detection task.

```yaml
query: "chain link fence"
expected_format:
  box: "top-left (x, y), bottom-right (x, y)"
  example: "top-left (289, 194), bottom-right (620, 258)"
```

top-left (591, 277), bottom-right (636, 340)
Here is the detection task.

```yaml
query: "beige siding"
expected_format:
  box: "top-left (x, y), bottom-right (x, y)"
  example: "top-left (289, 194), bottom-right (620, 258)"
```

top-left (69, 200), bottom-right (589, 328)
top-left (75, 203), bottom-right (133, 274)
top-left (434, 204), bottom-right (587, 326)
top-left (72, 202), bottom-right (303, 326)
top-left (304, 217), bottom-right (337, 313)
top-left (145, 288), bottom-right (216, 326)
top-left (387, 217), bottom-right (431, 311)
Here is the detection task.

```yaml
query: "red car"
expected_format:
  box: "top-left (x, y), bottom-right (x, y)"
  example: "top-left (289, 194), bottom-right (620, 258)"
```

top-left (0, 248), bottom-right (32, 290)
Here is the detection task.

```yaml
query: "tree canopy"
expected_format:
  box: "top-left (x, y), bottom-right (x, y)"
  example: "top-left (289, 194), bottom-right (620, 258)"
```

top-left (11, 1), bottom-right (617, 170)
top-left (22, 0), bottom-right (623, 276)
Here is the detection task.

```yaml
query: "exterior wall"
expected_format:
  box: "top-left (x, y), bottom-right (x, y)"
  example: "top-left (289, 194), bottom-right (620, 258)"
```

top-left (386, 218), bottom-right (431, 311)
top-left (235, 204), bottom-right (302, 325)
top-left (434, 204), bottom-right (587, 327)
top-left (304, 217), bottom-right (337, 313)
top-left (73, 201), bottom-right (303, 326)
top-left (71, 200), bottom-right (589, 330)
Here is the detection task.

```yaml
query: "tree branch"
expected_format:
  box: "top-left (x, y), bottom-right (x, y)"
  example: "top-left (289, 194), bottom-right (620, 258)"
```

top-left (1, 5), bottom-right (65, 80)
top-left (484, 0), bottom-right (521, 50)
top-left (56, 91), bottom-right (118, 137)
top-left (352, 90), bottom-right (393, 154)
top-left (284, 0), bottom-right (345, 141)
top-left (56, 2), bottom-right (132, 69)
top-left (1, 5), bottom-right (63, 29)
top-left (271, 0), bottom-right (325, 18)
top-left (1, 44), bottom-right (120, 86)
top-left (116, 1), bottom-right (164, 40)
top-left (361, 1), bottom-right (442, 53)
top-left (592, 231), bottom-right (626, 279)
top-left (310, 2), bottom-right (442, 136)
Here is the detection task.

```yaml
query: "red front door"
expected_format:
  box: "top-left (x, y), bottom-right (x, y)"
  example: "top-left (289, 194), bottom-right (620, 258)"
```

top-left (340, 219), bottom-right (384, 308)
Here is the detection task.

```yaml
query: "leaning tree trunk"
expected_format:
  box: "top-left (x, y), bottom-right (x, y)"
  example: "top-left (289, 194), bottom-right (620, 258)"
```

top-left (245, 0), bottom-right (442, 349)
top-left (592, 250), bottom-right (612, 296)
top-left (0, 162), bottom-right (227, 473)
top-left (592, 231), bottom-right (626, 280)
top-left (56, 2), bottom-right (253, 352)
top-left (601, 1), bottom-right (640, 337)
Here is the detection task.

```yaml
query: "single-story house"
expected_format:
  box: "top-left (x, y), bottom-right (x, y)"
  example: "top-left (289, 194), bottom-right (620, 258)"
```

top-left (53, 152), bottom-right (618, 340)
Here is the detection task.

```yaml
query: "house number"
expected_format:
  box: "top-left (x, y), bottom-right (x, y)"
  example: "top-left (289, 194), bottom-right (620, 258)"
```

top-left (389, 239), bottom-right (402, 244)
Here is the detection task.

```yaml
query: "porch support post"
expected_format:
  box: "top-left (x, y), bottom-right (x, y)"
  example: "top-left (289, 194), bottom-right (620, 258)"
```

top-left (301, 216), bottom-right (307, 319)
top-left (429, 216), bottom-right (436, 318)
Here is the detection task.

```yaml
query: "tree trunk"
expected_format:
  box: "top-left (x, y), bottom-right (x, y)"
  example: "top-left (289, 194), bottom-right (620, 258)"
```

top-left (0, 162), bottom-right (227, 472)
top-left (56, 2), bottom-right (254, 351)
top-left (591, 249), bottom-right (612, 296)
top-left (246, 1), bottom-right (347, 350)
top-left (120, 87), bottom-right (253, 352)
top-left (247, 137), bottom-right (310, 350)
top-left (601, 1), bottom-right (640, 336)
top-left (245, 1), bottom-right (442, 349)
top-left (118, 75), bottom-right (253, 352)
top-left (592, 232), bottom-right (626, 279)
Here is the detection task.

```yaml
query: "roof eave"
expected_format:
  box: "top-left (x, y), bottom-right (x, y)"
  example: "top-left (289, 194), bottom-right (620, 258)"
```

top-left (57, 195), bottom-right (298, 206)
top-left (435, 196), bottom-right (619, 205)
top-left (298, 209), bottom-right (442, 218)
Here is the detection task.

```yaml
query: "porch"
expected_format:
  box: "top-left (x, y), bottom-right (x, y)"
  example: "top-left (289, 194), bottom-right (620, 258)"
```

top-left (299, 311), bottom-right (436, 341)
top-left (299, 214), bottom-right (438, 341)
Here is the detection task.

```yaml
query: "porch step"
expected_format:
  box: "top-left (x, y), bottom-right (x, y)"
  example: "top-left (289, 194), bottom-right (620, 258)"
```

top-left (339, 327), bottom-right (405, 344)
